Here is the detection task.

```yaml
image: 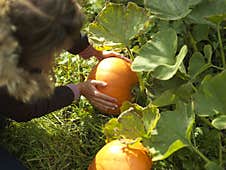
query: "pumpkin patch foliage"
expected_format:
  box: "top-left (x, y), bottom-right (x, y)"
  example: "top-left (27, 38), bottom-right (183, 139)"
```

top-left (88, 1), bottom-right (226, 170)
top-left (0, 0), bottom-right (226, 170)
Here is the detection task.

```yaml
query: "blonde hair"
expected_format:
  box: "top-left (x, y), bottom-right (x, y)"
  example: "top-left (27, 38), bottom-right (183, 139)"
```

top-left (0, 0), bottom-right (84, 102)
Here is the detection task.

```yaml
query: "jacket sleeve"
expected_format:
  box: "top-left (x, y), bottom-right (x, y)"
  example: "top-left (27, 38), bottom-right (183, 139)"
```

top-left (0, 86), bottom-right (74, 122)
top-left (68, 33), bottom-right (90, 55)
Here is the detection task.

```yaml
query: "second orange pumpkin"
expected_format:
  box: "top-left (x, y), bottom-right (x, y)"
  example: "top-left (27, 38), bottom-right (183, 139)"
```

top-left (88, 139), bottom-right (152, 170)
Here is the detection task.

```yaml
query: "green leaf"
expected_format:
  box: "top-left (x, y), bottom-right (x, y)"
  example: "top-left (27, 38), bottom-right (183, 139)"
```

top-left (103, 103), bottom-right (160, 141)
top-left (103, 118), bottom-right (121, 141)
top-left (152, 89), bottom-right (177, 107)
top-left (152, 45), bottom-right (188, 80)
top-left (88, 2), bottom-right (150, 46)
top-left (212, 115), bottom-right (226, 130)
top-left (117, 109), bottom-right (145, 139)
top-left (205, 161), bottom-right (224, 170)
top-left (143, 102), bottom-right (195, 161)
top-left (142, 105), bottom-right (160, 136)
top-left (188, 52), bottom-right (206, 78)
top-left (149, 140), bottom-right (186, 161)
top-left (192, 24), bottom-right (210, 42)
top-left (153, 83), bottom-right (194, 107)
top-left (194, 71), bottom-right (226, 116)
top-left (110, 0), bottom-right (144, 6)
top-left (188, 0), bottom-right (226, 25)
top-left (120, 101), bottom-right (144, 114)
top-left (132, 28), bottom-right (188, 80)
top-left (144, 0), bottom-right (202, 20)
top-left (207, 14), bottom-right (226, 25)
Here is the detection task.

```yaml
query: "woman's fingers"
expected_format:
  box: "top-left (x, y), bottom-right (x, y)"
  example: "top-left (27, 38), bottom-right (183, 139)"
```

top-left (90, 80), bottom-right (117, 102)
top-left (77, 80), bottom-right (118, 111)
top-left (100, 51), bottom-right (132, 63)
top-left (90, 79), bottom-right (107, 87)
top-left (87, 94), bottom-right (118, 108)
top-left (90, 97), bottom-right (118, 112)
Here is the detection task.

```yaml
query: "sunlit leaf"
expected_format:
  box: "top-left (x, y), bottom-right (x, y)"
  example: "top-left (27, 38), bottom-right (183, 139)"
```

top-left (144, 0), bottom-right (202, 20)
top-left (142, 105), bottom-right (160, 136)
top-left (143, 102), bottom-right (195, 161)
top-left (103, 118), bottom-right (121, 141)
top-left (110, 0), bottom-right (144, 6)
top-left (88, 2), bottom-right (150, 46)
top-left (193, 71), bottom-right (226, 116)
top-left (132, 28), bottom-right (188, 80)
top-left (212, 115), bottom-right (226, 130)
top-left (103, 103), bottom-right (160, 141)
top-left (117, 109), bottom-right (145, 139)
top-left (120, 101), bottom-right (144, 115)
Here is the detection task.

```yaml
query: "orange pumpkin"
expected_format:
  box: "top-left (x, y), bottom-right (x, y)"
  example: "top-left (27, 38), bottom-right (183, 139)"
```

top-left (88, 139), bottom-right (152, 170)
top-left (88, 57), bottom-right (138, 115)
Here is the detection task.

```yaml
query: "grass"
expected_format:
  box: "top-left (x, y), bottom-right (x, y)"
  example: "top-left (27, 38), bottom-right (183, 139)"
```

top-left (0, 53), bottom-right (111, 170)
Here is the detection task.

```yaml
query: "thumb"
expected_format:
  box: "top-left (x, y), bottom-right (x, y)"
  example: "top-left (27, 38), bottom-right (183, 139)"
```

top-left (90, 80), bottom-right (107, 87)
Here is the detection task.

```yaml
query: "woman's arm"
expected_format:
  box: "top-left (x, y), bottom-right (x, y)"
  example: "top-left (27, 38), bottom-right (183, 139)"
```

top-left (67, 33), bottom-right (125, 61)
top-left (0, 86), bottom-right (75, 122)
top-left (68, 33), bottom-right (90, 56)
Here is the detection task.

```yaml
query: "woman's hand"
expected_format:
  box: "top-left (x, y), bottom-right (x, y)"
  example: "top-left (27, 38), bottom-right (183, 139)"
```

top-left (79, 45), bottom-right (131, 63)
top-left (76, 80), bottom-right (118, 112)
top-left (98, 50), bottom-right (132, 63)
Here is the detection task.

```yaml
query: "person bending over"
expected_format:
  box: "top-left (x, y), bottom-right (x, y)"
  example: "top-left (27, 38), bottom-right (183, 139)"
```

top-left (0, 0), bottom-right (123, 169)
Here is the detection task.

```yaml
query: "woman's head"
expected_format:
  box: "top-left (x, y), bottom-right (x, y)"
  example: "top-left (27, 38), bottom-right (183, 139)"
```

top-left (9, 0), bottom-right (84, 67)
top-left (0, 0), bottom-right (84, 102)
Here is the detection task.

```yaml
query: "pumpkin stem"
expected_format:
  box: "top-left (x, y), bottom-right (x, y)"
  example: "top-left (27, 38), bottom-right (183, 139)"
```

top-left (126, 47), bottom-right (145, 104)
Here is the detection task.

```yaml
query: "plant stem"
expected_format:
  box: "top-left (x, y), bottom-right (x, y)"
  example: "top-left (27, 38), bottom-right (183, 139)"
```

top-left (190, 64), bottom-right (211, 83)
top-left (191, 101), bottom-right (197, 147)
top-left (126, 46), bottom-right (145, 95)
top-left (217, 23), bottom-right (225, 68)
top-left (188, 31), bottom-right (198, 52)
top-left (126, 46), bottom-right (134, 61)
top-left (218, 132), bottom-right (223, 166)
top-left (211, 64), bottom-right (225, 71)
top-left (200, 117), bottom-right (214, 128)
top-left (190, 145), bottom-right (210, 163)
top-left (137, 73), bottom-right (145, 94)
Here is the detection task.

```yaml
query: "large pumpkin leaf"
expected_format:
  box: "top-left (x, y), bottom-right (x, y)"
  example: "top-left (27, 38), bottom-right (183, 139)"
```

top-left (188, 0), bottom-right (226, 25)
top-left (103, 103), bottom-right (160, 141)
top-left (144, 0), bottom-right (202, 20)
top-left (193, 71), bottom-right (226, 117)
top-left (88, 2), bottom-right (150, 46)
top-left (153, 83), bottom-right (194, 107)
top-left (132, 28), bottom-right (188, 80)
top-left (143, 102), bottom-right (195, 161)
